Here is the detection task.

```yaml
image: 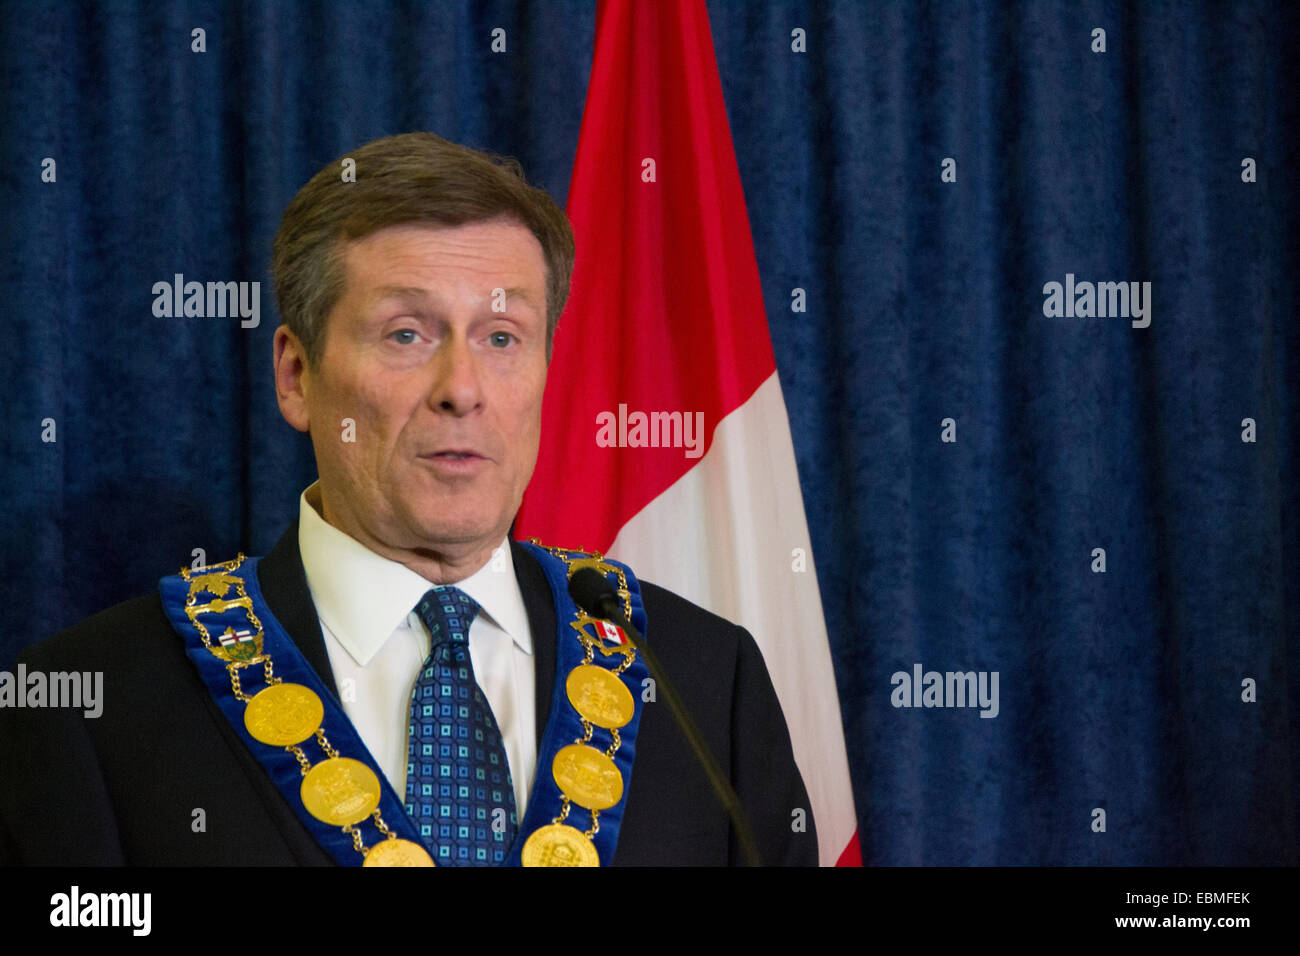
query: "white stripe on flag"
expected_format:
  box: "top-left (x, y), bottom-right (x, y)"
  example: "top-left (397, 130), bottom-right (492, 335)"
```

top-left (607, 372), bottom-right (856, 865)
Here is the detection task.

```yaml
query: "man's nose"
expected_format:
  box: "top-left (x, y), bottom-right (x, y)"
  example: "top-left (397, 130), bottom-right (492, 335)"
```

top-left (430, 334), bottom-right (484, 414)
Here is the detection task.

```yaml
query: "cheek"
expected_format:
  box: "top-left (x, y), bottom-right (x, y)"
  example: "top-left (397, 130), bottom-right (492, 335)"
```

top-left (512, 382), bottom-right (547, 474)
top-left (349, 377), bottom-right (419, 438)
top-left (511, 366), bottom-right (545, 420)
top-left (312, 376), bottom-right (406, 471)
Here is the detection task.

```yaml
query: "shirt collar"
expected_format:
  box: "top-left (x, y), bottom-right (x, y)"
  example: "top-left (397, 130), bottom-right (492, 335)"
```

top-left (297, 482), bottom-right (533, 667)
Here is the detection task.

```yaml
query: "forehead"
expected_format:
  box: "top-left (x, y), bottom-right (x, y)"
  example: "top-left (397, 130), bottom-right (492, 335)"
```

top-left (339, 219), bottom-right (547, 309)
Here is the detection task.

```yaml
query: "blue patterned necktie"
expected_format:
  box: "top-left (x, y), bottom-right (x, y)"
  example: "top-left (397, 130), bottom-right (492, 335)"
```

top-left (405, 586), bottom-right (518, 865)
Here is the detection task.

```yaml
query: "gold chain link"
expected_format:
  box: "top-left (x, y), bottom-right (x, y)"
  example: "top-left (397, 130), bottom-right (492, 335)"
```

top-left (342, 823), bottom-right (365, 853)
top-left (289, 744), bottom-right (312, 775)
top-left (550, 796), bottom-right (573, 826)
top-left (313, 728), bottom-right (338, 760)
top-left (228, 662), bottom-right (248, 702)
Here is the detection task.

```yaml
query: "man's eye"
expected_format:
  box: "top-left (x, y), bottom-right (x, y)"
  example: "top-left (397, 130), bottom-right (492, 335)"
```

top-left (489, 331), bottom-right (515, 348)
top-left (389, 329), bottom-right (419, 345)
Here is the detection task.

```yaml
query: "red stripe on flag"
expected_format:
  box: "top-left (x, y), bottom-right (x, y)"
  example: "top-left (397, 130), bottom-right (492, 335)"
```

top-left (516, 0), bottom-right (775, 551)
top-left (836, 830), bottom-right (862, 867)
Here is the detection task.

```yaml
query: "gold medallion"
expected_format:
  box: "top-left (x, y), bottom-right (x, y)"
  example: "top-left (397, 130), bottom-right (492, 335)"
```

top-left (363, 837), bottom-right (435, 867)
top-left (552, 743), bottom-right (623, 810)
top-left (244, 682), bottom-right (324, 746)
top-left (521, 823), bottom-right (600, 867)
top-left (301, 757), bottom-right (382, 826)
top-left (565, 665), bottom-right (634, 729)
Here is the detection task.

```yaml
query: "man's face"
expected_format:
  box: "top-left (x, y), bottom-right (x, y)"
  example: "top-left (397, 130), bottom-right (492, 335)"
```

top-left (275, 218), bottom-right (550, 578)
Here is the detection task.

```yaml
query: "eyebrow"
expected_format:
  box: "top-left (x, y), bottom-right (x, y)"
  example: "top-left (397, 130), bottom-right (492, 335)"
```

top-left (501, 286), bottom-right (541, 312)
top-left (371, 286), bottom-right (430, 304)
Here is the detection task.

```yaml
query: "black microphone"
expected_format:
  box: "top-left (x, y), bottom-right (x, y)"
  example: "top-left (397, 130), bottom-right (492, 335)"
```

top-left (567, 567), bottom-right (763, 866)
top-left (567, 567), bottom-right (623, 622)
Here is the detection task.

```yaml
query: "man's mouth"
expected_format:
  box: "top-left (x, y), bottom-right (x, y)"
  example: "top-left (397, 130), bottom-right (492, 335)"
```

top-left (419, 449), bottom-right (488, 466)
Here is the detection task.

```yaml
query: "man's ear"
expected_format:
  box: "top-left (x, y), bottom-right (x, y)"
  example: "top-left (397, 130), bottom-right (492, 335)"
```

top-left (273, 325), bottom-right (312, 433)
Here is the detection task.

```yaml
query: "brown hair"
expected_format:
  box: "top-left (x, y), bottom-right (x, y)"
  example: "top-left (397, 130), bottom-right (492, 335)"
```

top-left (271, 131), bottom-right (575, 366)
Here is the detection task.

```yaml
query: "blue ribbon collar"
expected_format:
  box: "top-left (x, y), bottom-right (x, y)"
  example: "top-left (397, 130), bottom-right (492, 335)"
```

top-left (158, 543), bottom-right (648, 867)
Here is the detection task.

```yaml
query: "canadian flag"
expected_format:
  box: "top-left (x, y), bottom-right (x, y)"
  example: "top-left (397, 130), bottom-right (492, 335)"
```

top-left (516, 0), bottom-right (859, 866)
top-left (595, 620), bottom-right (627, 646)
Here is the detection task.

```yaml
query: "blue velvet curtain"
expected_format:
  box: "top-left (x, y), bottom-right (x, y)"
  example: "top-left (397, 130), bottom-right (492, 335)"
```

top-left (1, 0), bottom-right (1295, 865)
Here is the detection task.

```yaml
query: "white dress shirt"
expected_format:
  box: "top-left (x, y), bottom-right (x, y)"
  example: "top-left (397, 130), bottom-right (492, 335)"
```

top-left (296, 483), bottom-right (536, 817)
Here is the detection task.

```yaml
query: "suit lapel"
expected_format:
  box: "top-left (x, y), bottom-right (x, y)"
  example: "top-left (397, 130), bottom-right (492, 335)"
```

top-left (511, 539), bottom-right (556, 753)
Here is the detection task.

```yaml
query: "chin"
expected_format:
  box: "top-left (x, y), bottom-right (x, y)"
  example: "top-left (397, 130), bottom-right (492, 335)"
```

top-left (406, 511), bottom-right (501, 550)
top-left (396, 486), bottom-right (513, 547)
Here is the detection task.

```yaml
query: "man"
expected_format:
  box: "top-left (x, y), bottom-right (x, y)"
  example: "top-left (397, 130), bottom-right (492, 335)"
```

top-left (0, 132), bottom-right (815, 866)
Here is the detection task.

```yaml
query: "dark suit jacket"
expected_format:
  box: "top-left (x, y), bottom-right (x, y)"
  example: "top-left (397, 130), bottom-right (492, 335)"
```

top-left (0, 524), bottom-right (816, 866)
